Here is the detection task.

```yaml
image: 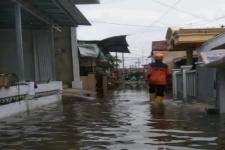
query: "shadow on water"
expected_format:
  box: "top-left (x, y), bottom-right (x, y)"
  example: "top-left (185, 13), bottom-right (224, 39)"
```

top-left (0, 86), bottom-right (225, 149)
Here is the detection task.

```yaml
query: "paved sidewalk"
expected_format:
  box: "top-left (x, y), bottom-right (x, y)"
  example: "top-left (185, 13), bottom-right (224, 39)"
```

top-left (63, 88), bottom-right (96, 100)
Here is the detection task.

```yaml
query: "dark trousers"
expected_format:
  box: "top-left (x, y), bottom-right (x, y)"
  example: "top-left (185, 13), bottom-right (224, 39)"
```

top-left (149, 84), bottom-right (165, 96)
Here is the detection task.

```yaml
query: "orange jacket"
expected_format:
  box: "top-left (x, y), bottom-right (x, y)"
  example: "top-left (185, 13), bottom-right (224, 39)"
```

top-left (146, 62), bottom-right (169, 85)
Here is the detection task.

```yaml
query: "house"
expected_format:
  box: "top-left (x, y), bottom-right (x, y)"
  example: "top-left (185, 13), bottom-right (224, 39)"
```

top-left (152, 40), bottom-right (187, 70)
top-left (166, 27), bottom-right (225, 65)
top-left (0, 0), bottom-right (99, 118)
top-left (54, 1), bottom-right (99, 89)
top-left (78, 40), bottom-right (104, 93)
top-left (165, 28), bottom-right (225, 103)
top-left (77, 36), bottom-right (130, 94)
top-left (197, 32), bottom-right (225, 113)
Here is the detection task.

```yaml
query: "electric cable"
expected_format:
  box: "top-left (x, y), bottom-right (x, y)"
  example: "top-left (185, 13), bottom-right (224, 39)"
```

top-left (128, 0), bottom-right (182, 36)
top-left (151, 0), bottom-right (209, 22)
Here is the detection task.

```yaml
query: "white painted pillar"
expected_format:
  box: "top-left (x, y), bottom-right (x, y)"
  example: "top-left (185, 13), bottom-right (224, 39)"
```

top-left (15, 4), bottom-right (25, 81)
top-left (216, 68), bottom-right (225, 113)
top-left (71, 27), bottom-right (82, 89)
top-left (182, 69), bottom-right (187, 102)
top-left (172, 69), bottom-right (181, 100)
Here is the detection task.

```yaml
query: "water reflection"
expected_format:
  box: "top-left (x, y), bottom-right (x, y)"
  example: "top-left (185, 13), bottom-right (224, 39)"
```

top-left (0, 87), bottom-right (224, 150)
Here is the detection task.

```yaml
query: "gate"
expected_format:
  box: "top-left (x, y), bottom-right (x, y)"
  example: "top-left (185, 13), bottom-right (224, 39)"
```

top-left (172, 66), bottom-right (197, 101)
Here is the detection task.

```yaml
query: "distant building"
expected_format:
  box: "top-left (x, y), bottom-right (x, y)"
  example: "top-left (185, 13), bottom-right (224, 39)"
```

top-left (78, 41), bottom-right (104, 92)
top-left (152, 41), bottom-right (187, 71)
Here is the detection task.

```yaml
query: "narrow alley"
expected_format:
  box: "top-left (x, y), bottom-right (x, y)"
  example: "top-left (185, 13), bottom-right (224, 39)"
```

top-left (0, 86), bottom-right (224, 150)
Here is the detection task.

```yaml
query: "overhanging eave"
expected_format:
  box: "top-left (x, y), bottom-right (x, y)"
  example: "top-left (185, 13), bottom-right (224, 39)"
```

top-left (72, 0), bottom-right (100, 4)
top-left (0, 0), bottom-right (91, 28)
top-left (197, 32), bottom-right (225, 53)
top-left (54, 0), bottom-right (91, 25)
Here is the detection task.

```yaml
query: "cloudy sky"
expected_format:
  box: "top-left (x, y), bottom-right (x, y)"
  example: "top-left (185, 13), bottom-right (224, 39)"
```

top-left (76, 0), bottom-right (225, 67)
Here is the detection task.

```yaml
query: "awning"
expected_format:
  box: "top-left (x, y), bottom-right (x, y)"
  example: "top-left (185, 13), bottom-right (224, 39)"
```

top-left (0, 0), bottom-right (90, 28)
top-left (98, 35), bottom-right (130, 53)
top-left (200, 49), bottom-right (225, 67)
top-left (78, 44), bottom-right (101, 58)
top-left (197, 32), bottom-right (225, 53)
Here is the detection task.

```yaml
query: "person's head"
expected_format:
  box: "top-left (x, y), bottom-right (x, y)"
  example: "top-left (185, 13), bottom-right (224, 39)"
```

top-left (154, 52), bottom-right (164, 62)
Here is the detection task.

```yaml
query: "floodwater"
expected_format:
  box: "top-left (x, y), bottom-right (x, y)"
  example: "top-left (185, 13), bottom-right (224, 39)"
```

top-left (0, 86), bottom-right (225, 150)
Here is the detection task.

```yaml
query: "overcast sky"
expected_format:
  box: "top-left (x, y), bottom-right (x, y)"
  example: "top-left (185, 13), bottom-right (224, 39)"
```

top-left (77, 0), bottom-right (225, 67)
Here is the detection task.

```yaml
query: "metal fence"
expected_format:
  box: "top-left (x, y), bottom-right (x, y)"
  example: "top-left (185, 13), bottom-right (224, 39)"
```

top-left (172, 66), bottom-right (197, 101)
top-left (176, 72), bottom-right (183, 99)
top-left (186, 70), bottom-right (197, 99)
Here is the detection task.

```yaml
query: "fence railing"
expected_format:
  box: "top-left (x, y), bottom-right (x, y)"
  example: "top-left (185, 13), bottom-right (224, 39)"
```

top-left (172, 66), bottom-right (197, 101)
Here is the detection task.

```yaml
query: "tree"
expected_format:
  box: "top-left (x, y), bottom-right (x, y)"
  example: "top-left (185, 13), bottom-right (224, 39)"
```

top-left (102, 54), bottom-right (121, 70)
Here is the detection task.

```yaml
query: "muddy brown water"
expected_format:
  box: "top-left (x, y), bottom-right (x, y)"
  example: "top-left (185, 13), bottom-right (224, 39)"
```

top-left (0, 86), bottom-right (225, 150)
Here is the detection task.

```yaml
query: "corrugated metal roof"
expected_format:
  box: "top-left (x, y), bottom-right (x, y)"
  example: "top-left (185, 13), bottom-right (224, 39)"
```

top-left (78, 44), bottom-right (101, 58)
top-left (200, 49), bottom-right (225, 67)
top-left (0, 0), bottom-right (90, 28)
top-left (98, 35), bottom-right (130, 53)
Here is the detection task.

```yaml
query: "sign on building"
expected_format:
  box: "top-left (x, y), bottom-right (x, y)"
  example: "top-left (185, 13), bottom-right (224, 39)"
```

top-left (152, 41), bottom-right (168, 51)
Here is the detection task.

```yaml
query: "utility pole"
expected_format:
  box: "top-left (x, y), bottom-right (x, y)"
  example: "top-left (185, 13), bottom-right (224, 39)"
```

top-left (115, 51), bottom-right (118, 79)
top-left (122, 52), bottom-right (125, 84)
top-left (137, 58), bottom-right (141, 69)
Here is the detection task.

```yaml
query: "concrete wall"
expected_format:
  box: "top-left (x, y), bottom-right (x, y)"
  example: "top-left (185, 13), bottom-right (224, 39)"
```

top-left (54, 27), bottom-right (74, 87)
top-left (0, 29), bottom-right (54, 82)
top-left (0, 81), bottom-right (62, 119)
top-left (81, 74), bottom-right (96, 92)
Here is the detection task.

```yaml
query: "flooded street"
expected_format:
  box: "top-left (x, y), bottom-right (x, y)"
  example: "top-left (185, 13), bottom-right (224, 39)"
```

top-left (0, 87), bottom-right (225, 150)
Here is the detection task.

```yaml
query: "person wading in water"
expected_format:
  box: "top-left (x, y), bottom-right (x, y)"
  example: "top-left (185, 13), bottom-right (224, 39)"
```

top-left (146, 52), bottom-right (170, 113)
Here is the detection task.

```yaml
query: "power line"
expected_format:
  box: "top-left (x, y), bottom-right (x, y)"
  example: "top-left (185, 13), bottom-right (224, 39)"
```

top-left (128, 0), bottom-right (182, 36)
top-left (174, 14), bottom-right (225, 27)
top-left (151, 0), bottom-right (209, 22)
top-left (86, 1), bottom-right (225, 37)
top-left (90, 20), bottom-right (165, 28)
top-left (88, 13), bottom-right (225, 34)
top-left (89, 0), bottom-right (182, 36)
top-left (150, 0), bottom-right (182, 26)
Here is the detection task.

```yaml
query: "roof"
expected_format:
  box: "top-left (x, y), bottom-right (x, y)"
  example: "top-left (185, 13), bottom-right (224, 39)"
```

top-left (0, 0), bottom-right (91, 28)
top-left (166, 27), bottom-right (225, 51)
top-left (152, 41), bottom-right (168, 51)
top-left (78, 40), bottom-right (100, 44)
top-left (98, 35), bottom-right (130, 53)
top-left (78, 43), bottom-right (102, 58)
top-left (200, 49), bottom-right (225, 67)
top-left (197, 32), bottom-right (225, 52)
